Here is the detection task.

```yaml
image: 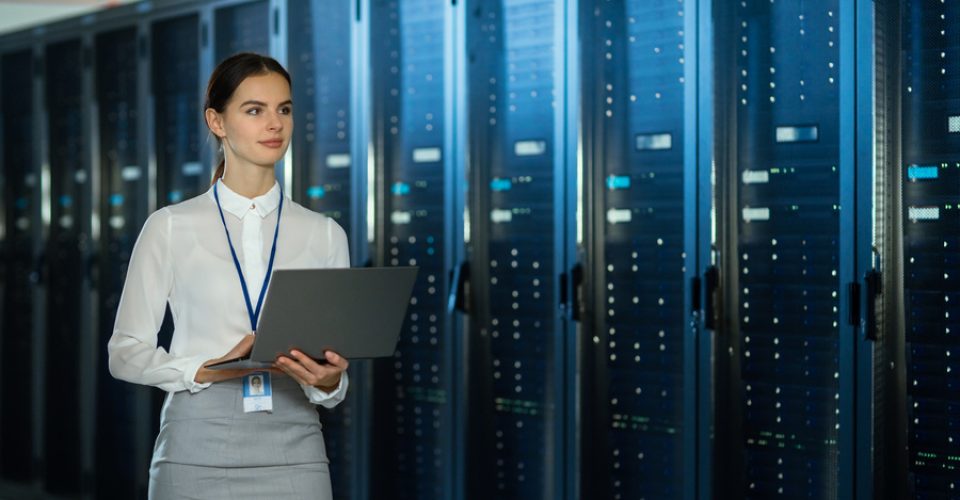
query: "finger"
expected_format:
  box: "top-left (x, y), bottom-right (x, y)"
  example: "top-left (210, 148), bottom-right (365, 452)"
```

top-left (275, 355), bottom-right (318, 385)
top-left (323, 350), bottom-right (349, 370)
top-left (273, 358), bottom-right (309, 385)
top-left (289, 350), bottom-right (342, 373)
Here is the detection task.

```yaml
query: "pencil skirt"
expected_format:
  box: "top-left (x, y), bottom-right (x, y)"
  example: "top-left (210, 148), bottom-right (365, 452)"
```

top-left (148, 376), bottom-right (332, 500)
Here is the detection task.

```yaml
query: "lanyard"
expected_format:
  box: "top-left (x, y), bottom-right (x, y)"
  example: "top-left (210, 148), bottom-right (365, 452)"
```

top-left (213, 182), bottom-right (283, 332)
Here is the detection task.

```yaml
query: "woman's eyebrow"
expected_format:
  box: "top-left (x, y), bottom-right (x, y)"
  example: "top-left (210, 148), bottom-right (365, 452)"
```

top-left (239, 99), bottom-right (293, 107)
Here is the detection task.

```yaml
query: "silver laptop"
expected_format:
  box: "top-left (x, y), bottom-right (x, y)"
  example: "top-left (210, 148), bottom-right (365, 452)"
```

top-left (208, 267), bottom-right (418, 370)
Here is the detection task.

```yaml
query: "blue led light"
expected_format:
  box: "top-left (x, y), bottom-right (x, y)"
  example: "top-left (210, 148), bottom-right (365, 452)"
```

top-left (490, 178), bottom-right (513, 192)
top-left (307, 185), bottom-right (326, 199)
top-left (59, 195), bottom-right (73, 207)
top-left (109, 194), bottom-right (124, 206)
top-left (391, 182), bottom-right (410, 196)
top-left (168, 190), bottom-right (183, 203)
top-left (606, 175), bottom-right (631, 190)
top-left (907, 165), bottom-right (939, 180)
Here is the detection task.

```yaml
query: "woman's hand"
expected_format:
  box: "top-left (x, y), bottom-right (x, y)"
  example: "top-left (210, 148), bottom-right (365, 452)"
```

top-left (193, 334), bottom-right (278, 384)
top-left (274, 350), bottom-right (349, 392)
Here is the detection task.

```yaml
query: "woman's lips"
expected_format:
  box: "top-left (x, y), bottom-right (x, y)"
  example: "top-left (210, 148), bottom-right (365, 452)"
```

top-left (260, 139), bottom-right (284, 148)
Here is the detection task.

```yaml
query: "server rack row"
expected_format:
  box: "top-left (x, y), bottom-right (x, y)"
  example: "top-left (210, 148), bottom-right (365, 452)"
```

top-left (0, 0), bottom-right (951, 499)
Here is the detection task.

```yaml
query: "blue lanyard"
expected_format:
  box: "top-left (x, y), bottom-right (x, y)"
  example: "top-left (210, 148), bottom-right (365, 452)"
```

top-left (213, 182), bottom-right (283, 332)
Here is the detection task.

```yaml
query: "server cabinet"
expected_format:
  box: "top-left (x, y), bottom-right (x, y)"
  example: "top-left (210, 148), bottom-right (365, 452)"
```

top-left (42, 38), bottom-right (90, 496)
top-left (901, 0), bottom-right (960, 496)
top-left (0, 49), bottom-right (37, 483)
top-left (464, 0), bottom-right (574, 498)
top-left (714, 1), bottom-right (859, 498)
top-left (289, 0), bottom-right (353, 232)
top-left (214, 0), bottom-right (270, 62)
top-left (93, 26), bottom-right (152, 499)
top-left (287, 2), bottom-right (365, 499)
top-left (153, 14), bottom-right (204, 208)
top-left (370, 0), bottom-right (463, 498)
top-left (580, 0), bottom-right (708, 498)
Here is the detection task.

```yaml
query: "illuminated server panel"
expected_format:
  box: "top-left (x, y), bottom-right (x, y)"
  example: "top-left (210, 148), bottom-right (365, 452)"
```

top-left (371, 1), bottom-right (454, 498)
top-left (901, 0), bottom-right (960, 495)
top-left (288, 2), bottom-right (358, 499)
top-left (94, 26), bottom-right (152, 499)
top-left (734, 2), bottom-right (843, 497)
top-left (289, 0), bottom-right (353, 232)
top-left (43, 38), bottom-right (89, 496)
top-left (466, 0), bottom-right (566, 497)
top-left (582, 0), bottom-right (692, 498)
top-left (0, 49), bottom-right (36, 482)
top-left (215, 1), bottom-right (270, 62)
top-left (153, 14), bottom-right (203, 207)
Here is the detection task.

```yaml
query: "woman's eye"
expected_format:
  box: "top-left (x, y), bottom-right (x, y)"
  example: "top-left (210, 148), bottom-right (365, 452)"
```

top-left (280, 106), bottom-right (292, 115)
top-left (246, 108), bottom-right (260, 115)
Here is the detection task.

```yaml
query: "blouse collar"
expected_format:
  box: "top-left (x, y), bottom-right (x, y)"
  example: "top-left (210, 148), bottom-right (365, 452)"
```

top-left (209, 179), bottom-right (282, 219)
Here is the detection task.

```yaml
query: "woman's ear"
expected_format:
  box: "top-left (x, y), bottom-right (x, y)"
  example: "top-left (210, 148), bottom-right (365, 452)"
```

top-left (205, 108), bottom-right (225, 138)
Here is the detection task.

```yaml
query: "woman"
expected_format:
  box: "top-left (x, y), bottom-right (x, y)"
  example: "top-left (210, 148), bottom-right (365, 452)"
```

top-left (107, 52), bottom-right (349, 500)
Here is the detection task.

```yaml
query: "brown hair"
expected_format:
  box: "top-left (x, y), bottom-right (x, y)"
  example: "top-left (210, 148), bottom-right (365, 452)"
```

top-left (205, 52), bottom-right (292, 185)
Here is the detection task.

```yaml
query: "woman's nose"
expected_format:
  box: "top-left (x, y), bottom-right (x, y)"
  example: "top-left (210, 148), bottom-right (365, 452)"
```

top-left (267, 111), bottom-right (283, 131)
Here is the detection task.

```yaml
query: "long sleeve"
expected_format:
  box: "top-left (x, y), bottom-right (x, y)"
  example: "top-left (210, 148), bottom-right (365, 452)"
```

top-left (301, 371), bottom-right (350, 408)
top-left (107, 209), bottom-right (212, 393)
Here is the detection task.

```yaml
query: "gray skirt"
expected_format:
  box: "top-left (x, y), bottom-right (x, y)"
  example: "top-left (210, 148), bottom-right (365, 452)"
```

top-left (148, 376), bottom-right (332, 500)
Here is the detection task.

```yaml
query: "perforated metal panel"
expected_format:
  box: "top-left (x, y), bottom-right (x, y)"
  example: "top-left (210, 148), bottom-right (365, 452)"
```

top-left (901, 1), bottom-right (960, 495)
top-left (466, 0), bottom-right (565, 497)
top-left (153, 14), bottom-right (203, 206)
top-left (215, 1), bottom-right (270, 63)
top-left (94, 26), bottom-right (150, 500)
top-left (0, 49), bottom-right (36, 483)
top-left (732, 1), bottom-right (845, 497)
top-left (370, 1), bottom-right (454, 498)
top-left (289, 0), bottom-right (353, 232)
top-left (581, 0), bottom-right (693, 498)
top-left (43, 38), bottom-right (88, 496)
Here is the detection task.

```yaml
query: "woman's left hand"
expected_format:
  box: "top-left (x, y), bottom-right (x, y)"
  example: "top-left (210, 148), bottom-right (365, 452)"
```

top-left (274, 349), bottom-right (349, 392)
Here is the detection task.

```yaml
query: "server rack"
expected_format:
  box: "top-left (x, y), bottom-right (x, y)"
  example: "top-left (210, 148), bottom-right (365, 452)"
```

top-left (213, 0), bottom-right (270, 64)
top-left (900, 0), bottom-right (960, 497)
top-left (92, 21), bottom-right (154, 499)
top-left (579, 0), bottom-right (711, 498)
top-left (152, 13), bottom-right (204, 210)
top-left (463, 0), bottom-right (575, 498)
top-left (0, 48), bottom-right (38, 483)
top-left (712, 1), bottom-right (878, 497)
top-left (42, 35), bottom-right (92, 496)
top-left (369, 0), bottom-right (465, 498)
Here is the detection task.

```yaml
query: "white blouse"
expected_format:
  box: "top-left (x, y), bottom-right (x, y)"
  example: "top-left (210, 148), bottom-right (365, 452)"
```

top-left (107, 179), bottom-right (349, 408)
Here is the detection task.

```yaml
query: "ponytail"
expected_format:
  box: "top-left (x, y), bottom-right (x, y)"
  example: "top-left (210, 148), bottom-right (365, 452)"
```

top-left (211, 157), bottom-right (225, 186)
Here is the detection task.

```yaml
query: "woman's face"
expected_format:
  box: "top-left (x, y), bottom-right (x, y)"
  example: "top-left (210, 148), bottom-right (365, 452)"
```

top-left (210, 72), bottom-right (293, 171)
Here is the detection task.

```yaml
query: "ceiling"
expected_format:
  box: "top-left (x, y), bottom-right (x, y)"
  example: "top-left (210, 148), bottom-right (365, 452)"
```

top-left (0, 0), bottom-right (139, 36)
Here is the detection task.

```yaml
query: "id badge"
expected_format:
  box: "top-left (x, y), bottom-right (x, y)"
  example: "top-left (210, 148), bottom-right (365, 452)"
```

top-left (242, 371), bottom-right (273, 413)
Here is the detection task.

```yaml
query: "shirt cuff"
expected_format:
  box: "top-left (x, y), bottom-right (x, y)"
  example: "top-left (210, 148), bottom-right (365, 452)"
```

top-left (183, 356), bottom-right (213, 393)
top-left (301, 371), bottom-right (349, 408)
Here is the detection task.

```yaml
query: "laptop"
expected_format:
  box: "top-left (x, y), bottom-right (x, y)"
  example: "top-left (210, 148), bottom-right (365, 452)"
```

top-left (208, 266), bottom-right (418, 370)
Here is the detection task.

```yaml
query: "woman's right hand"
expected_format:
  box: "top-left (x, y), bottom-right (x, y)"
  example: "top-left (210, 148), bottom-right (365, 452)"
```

top-left (193, 334), bottom-right (266, 384)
